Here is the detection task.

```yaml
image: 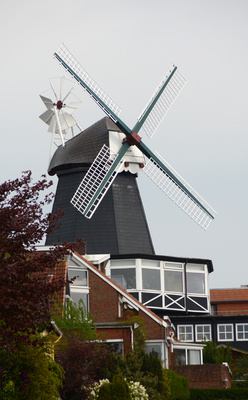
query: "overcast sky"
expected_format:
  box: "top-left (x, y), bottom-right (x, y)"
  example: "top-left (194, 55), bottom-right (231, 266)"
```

top-left (1, 0), bottom-right (248, 289)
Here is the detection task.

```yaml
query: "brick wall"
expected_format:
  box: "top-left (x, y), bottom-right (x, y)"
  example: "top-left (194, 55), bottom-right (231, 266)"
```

top-left (89, 269), bottom-right (165, 341)
top-left (171, 364), bottom-right (232, 389)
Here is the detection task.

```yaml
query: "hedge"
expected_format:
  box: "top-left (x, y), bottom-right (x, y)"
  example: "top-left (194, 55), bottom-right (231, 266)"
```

top-left (190, 388), bottom-right (248, 400)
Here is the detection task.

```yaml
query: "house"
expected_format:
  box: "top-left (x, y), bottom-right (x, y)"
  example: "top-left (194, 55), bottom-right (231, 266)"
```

top-left (170, 287), bottom-right (248, 354)
top-left (39, 246), bottom-right (206, 369)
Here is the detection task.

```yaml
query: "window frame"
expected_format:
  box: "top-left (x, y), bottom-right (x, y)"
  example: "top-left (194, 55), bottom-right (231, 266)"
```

top-left (177, 325), bottom-right (194, 342)
top-left (236, 323), bottom-right (248, 341)
top-left (145, 340), bottom-right (164, 360)
top-left (173, 343), bottom-right (203, 365)
top-left (195, 324), bottom-right (212, 342)
top-left (217, 324), bottom-right (234, 342)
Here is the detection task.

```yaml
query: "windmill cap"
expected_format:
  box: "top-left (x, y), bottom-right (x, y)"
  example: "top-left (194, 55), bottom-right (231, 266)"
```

top-left (48, 117), bottom-right (121, 176)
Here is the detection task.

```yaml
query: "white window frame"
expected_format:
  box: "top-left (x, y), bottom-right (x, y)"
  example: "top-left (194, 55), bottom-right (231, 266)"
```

top-left (236, 323), bottom-right (248, 341)
top-left (106, 339), bottom-right (124, 355)
top-left (217, 324), bottom-right (234, 342)
top-left (195, 324), bottom-right (212, 342)
top-left (177, 325), bottom-right (194, 342)
top-left (145, 340), bottom-right (165, 364)
top-left (173, 342), bottom-right (203, 365)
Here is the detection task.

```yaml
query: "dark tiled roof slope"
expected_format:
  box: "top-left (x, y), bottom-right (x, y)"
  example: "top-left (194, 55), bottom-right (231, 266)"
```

top-left (48, 117), bottom-right (121, 175)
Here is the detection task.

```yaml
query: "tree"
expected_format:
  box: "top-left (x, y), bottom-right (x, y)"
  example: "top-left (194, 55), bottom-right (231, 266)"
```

top-left (0, 171), bottom-right (76, 397)
top-left (0, 170), bottom-right (70, 339)
top-left (54, 300), bottom-right (113, 400)
top-left (203, 341), bottom-right (232, 365)
top-left (1, 333), bottom-right (64, 400)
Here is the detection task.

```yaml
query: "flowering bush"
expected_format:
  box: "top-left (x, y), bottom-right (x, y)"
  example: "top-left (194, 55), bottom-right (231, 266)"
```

top-left (88, 378), bottom-right (149, 400)
top-left (88, 379), bottom-right (110, 399)
top-left (128, 380), bottom-right (149, 400)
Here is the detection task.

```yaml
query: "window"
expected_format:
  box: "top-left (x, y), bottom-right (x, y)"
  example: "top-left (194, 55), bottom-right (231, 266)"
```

top-left (236, 324), bottom-right (248, 341)
top-left (142, 268), bottom-right (161, 290)
top-left (217, 324), bottom-right (233, 341)
top-left (195, 325), bottom-right (211, 342)
top-left (174, 348), bottom-right (201, 365)
top-left (188, 349), bottom-right (201, 365)
top-left (145, 341), bottom-right (163, 359)
top-left (69, 290), bottom-right (89, 312)
top-left (68, 269), bottom-right (87, 286)
top-left (68, 266), bottom-right (89, 312)
top-left (178, 325), bottom-right (194, 342)
top-left (111, 268), bottom-right (136, 289)
top-left (106, 340), bottom-right (123, 355)
top-left (186, 264), bottom-right (206, 294)
top-left (164, 270), bottom-right (183, 292)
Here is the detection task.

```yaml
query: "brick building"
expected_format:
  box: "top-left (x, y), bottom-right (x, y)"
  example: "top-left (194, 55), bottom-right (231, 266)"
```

top-left (40, 247), bottom-right (206, 369)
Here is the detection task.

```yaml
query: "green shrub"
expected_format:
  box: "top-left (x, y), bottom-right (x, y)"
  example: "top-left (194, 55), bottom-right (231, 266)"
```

top-left (190, 388), bottom-right (248, 400)
top-left (167, 369), bottom-right (190, 400)
top-left (111, 374), bottom-right (130, 400)
top-left (98, 382), bottom-right (112, 400)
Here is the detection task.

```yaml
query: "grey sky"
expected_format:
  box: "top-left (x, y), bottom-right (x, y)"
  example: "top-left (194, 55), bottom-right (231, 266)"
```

top-left (1, 0), bottom-right (248, 289)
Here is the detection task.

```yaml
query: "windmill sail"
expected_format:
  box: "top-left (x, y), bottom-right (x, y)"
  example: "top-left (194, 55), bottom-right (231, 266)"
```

top-left (143, 154), bottom-right (216, 230)
top-left (135, 67), bottom-right (187, 138)
top-left (54, 43), bottom-right (122, 122)
top-left (55, 44), bottom-right (216, 229)
top-left (71, 144), bottom-right (125, 218)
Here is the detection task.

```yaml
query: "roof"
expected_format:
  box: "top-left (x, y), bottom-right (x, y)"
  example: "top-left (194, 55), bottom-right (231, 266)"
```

top-left (72, 251), bottom-right (167, 328)
top-left (110, 253), bottom-right (214, 273)
top-left (48, 117), bottom-right (121, 176)
top-left (210, 288), bottom-right (248, 302)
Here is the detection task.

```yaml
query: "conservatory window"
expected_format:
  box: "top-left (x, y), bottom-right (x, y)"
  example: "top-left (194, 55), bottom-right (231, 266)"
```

top-left (186, 264), bottom-right (206, 294)
top-left (142, 268), bottom-right (161, 291)
top-left (111, 268), bottom-right (136, 289)
top-left (164, 270), bottom-right (183, 293)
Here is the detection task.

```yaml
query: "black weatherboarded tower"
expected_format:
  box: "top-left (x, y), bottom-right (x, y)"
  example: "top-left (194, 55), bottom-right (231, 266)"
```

top-left (46, 117), bottom-right (155, 255)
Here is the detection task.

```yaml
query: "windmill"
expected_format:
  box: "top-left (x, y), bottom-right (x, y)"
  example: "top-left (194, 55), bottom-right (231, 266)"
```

top-left (53, 43), bottom-right (216, 231)
top-left (39, 76), bottom-right (83, 160)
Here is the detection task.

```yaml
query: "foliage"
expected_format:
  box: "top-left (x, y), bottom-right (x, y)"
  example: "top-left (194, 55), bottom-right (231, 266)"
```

top-left (89, 375), bottom-right (149, 400)
top-left (56, 336), bottom-right (112, 400)
top-left (0, 333), bottom-right (64, 400)
top-left (190, 387), bottom-right (248, 400)
top-left (0, 171), bottom-right (76, 397)
top-left (166, 369), bottom-right (190, 400)
top-left (54, 299), bottom-right (113, 399)
top-left (231, 354), bottom-right (248, 381)
top-left (122, 311), bottom-right (147, 350)
top-left (100, 313), bottom-right (170, 400)
top-left (203, 341), bottom-right (232, 365)
top-left (0, 171), bottom-right (70, 341)
top-left (53, 298), bottom-right (99, 340)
